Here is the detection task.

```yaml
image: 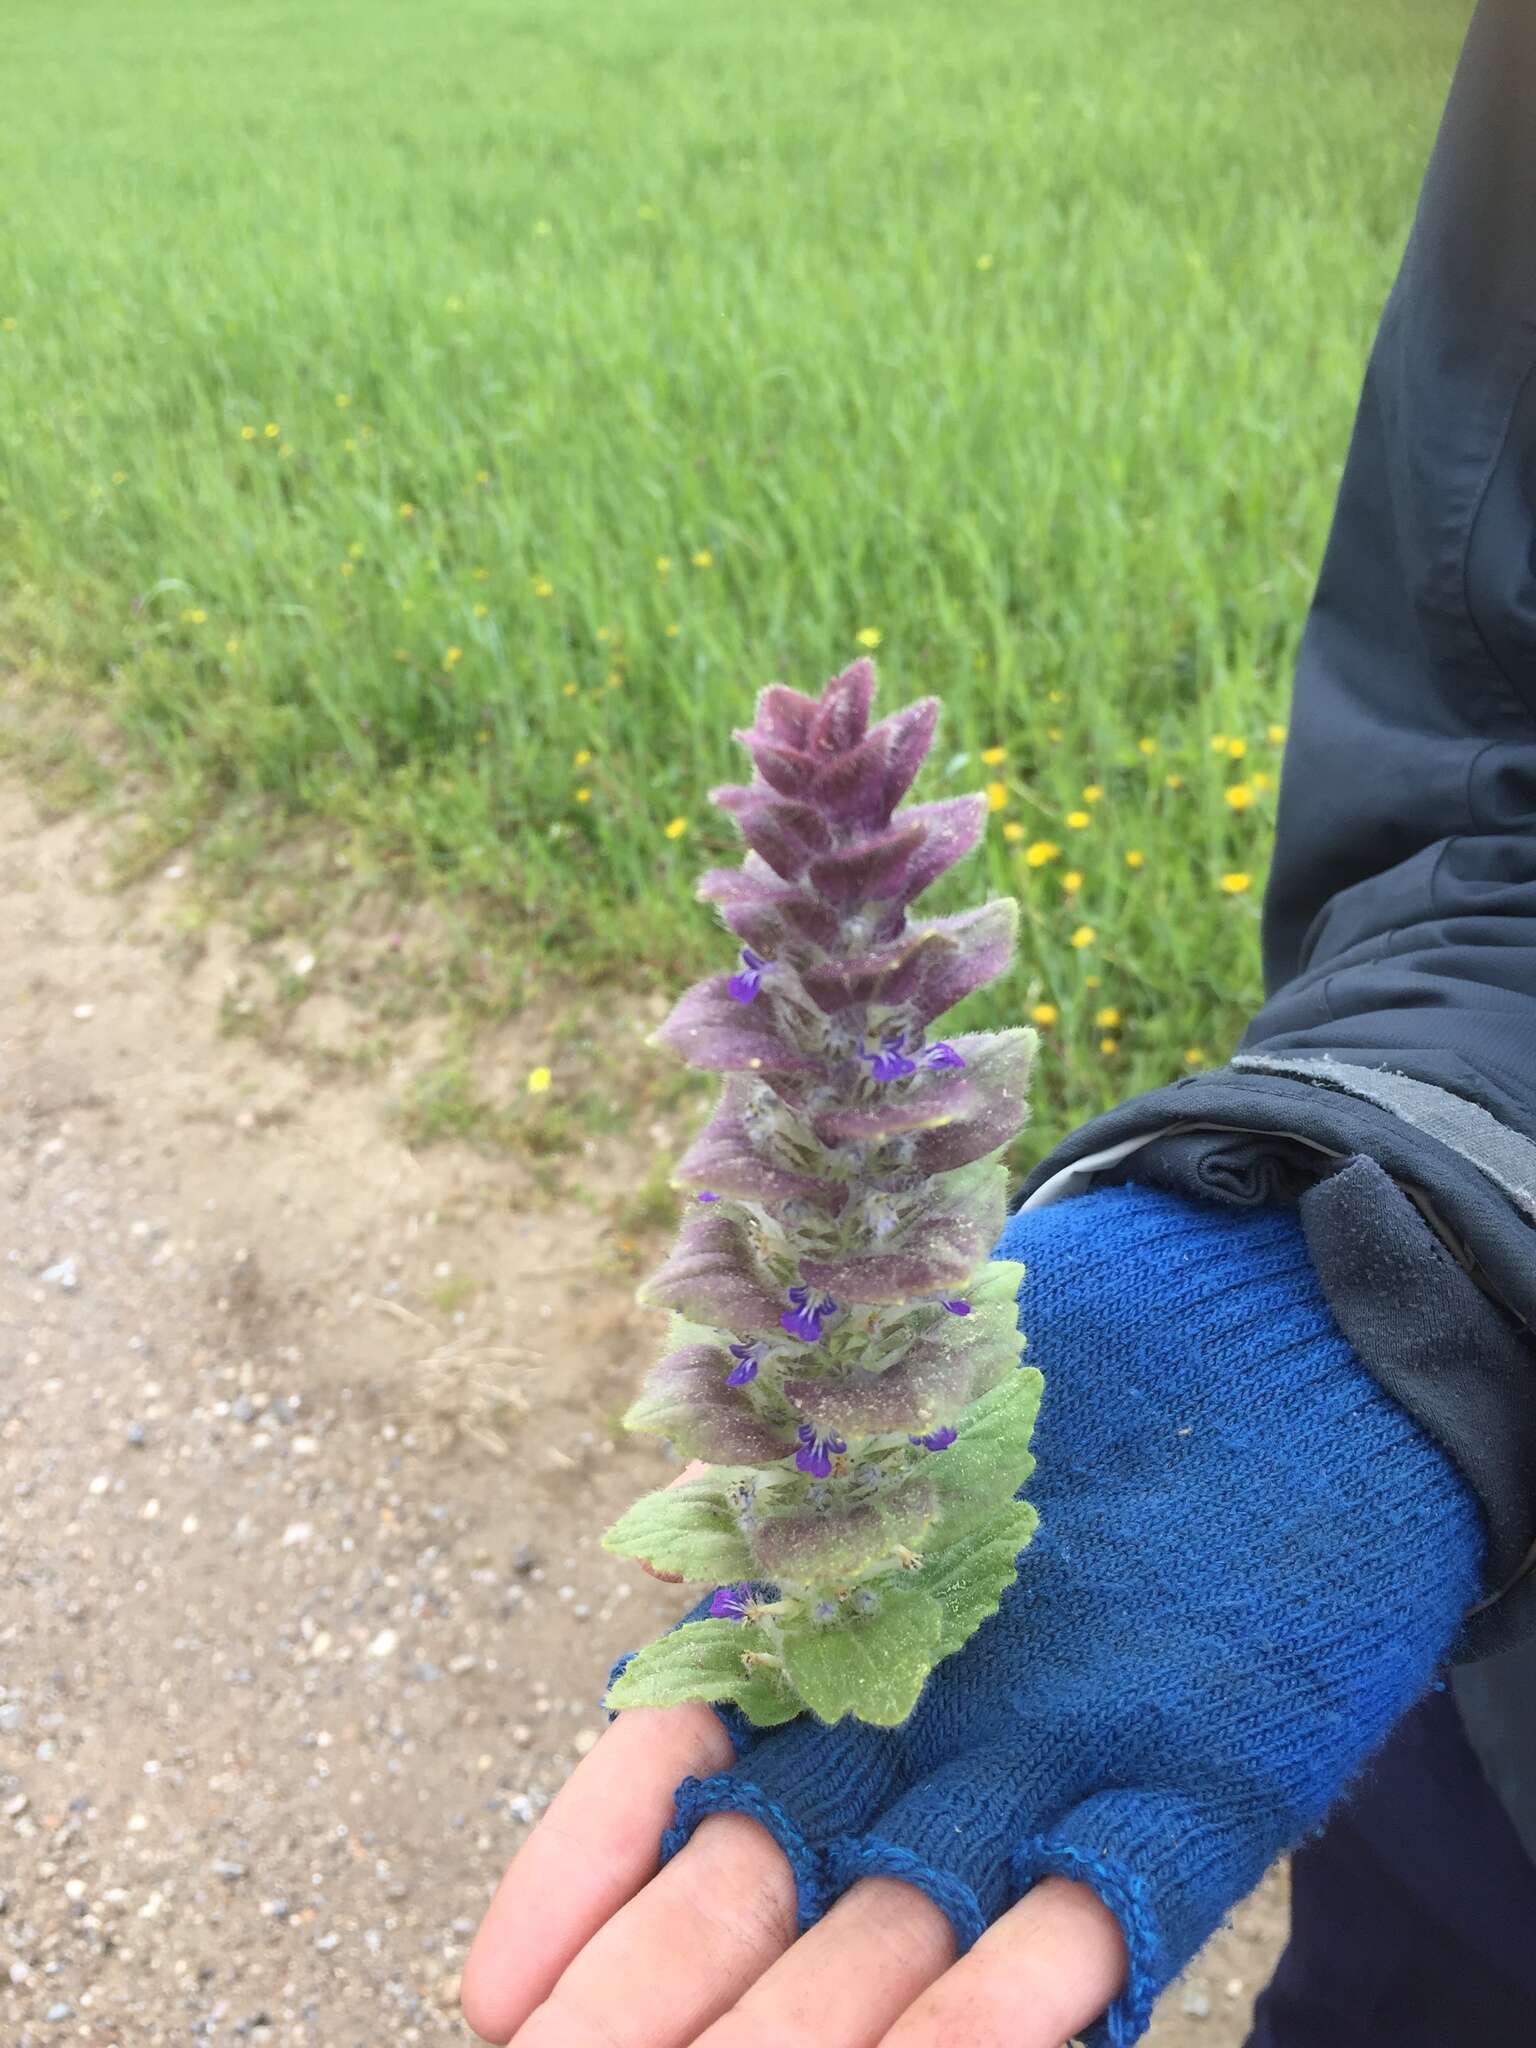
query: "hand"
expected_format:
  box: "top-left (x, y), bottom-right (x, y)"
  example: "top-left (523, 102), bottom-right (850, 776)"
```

top-left (465, 1184), bottom-right (1484, 2046)
top-left (461, 1699), bottom-right (1127, 2047)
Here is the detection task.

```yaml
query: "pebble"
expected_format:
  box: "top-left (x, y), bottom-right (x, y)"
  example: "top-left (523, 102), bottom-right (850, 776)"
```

top-left (41, 1257), bottom-right (79, 1291)
top-left (1182, 1987), bottom-right (1212, 2018)
top-left (4, 1793), bottom-right (30, 1818)
top-left (211, 1860), bottom-right (248, 1882)
top-left (126, 1420), bottom-right (147, 1447)
top-left (72, 1003), bottom-right (95, 1021)
top-left (367, 1630), bottom-right (398, 1659)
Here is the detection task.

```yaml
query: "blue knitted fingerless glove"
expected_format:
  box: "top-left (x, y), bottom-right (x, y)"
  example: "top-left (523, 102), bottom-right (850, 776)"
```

top-left (633, 1183), bottom-right (1486, 2046)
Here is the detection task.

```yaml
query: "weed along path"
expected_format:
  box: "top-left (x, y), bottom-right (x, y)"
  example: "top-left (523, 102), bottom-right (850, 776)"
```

top-left (0, 780), bottom-right (1283, 2044)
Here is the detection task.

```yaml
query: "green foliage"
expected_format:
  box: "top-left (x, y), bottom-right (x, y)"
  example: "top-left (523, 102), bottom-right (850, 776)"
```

top-left (0, 0), bottom-right (1462, 1160)
top-left (600, 1468), bottom-right (760, 1583)
top-left (605, 1620), bottom-right (800, 1725)
top-left (781, 1590), bottom-right (944, 1727)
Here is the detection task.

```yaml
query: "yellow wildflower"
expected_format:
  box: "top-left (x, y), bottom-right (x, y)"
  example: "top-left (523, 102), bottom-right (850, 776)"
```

top-left (655, 555), bottom-right (673, 579)
top-left (1137, 736), bottom-right (1156, 755)
top-left (573, 748), bottom-right (593, 768)
top-left (263, 422), bottom-right (279, 439)
top-left (444, 647), bottom-right (462, 669)
top-left (986, 782), bottom-right (1010, 813)
top-left (1100, 1037), bottom-right (1119, 1055)
top-left (976, 253), bottom-right (994, 271)
top-left (1084, 975), bottom-right (1101, 990)
top-left (335, 392), bottom-right (351, 408)
top-left (471, 602), bottom-right (487, 619)
top-left (473, 566), bottom-right (490, 580)
top-left (181, 607), bottom-right (207, 625)
top-left (664, 816), bottom-right (689, 840)
top-left (225, 638), bottom-right (240, 655)
top-left (1225, 783), bottom-right (1254, 811)
top-left (1030, 1003), bottom-right (1059, 1027)
top-left (980, 745), bottom-right (1007, 765)
top-left (1184, 1048), bottom-right (1207, 1068)
top-left (1268, 723), bottom-right (1288, 745)
top-left (1252, 770), bottom-right (1272, 791)
top-left (1063, 870), bottom-right (1083, 891)
top-left (340, 561), bottom-right (355, 578)
top-left (1081, 784), bottom-right (1103, 804)
top-left (1227, 737), bottom-right (1247, 759)
top-left (1210, 734), bottom-right (1228, 752)
top-left (692, 549), bottom-right (713, 569)
top-left (665, 622), bottom-right (680, 637)
top-left (1220, 872), bottom-right (1252, 894)
top-left (1047, 726), bottom-right (1063, 743)
top-left (1002, 821), bottom-right (1024, 842)
top-left (1165, 774), bottom-right (1184, 790)
top-left (527, 1066), bottom-right (552, 1094)
top-left (1070, 925), bottom-right (1096, 950)
top-left (1025, 840), bottom-right (1060, 867)
top-left (348, 540), bottom-right (365, 559)
top-left (476, 468), bottom-right (491, 484)
top-left (1125, 849), bottom-right (1145, 869)
top-left (1095, 1006), bottom-right (1122, 1029)
top-left (1066, 810), bottom-right (1090, 829)
top-left (575, 787), bottom-right (591, 803)
top-left (399, 501), bottom-right (416, 520)
top-left (856, 627), bottom-right (882, 649)
top-left (562, 681), bottom-right (578, 696)
top-left (531, 576), bottom-right (554, 598)
top-left (343, 437), bottom-right (357, 453)
top-left (240, 424), bottom-right (257, 441)
top-left (1047, 690), bottom-right (1063, 704)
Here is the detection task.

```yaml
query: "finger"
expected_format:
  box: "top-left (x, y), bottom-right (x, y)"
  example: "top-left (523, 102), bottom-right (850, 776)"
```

top-left (462, 1701), bottom-right (733, 2043)
top-left (876, 1875), bottom-right (1127, 2048)
top-left (507, 1809), bottom-right (797, 2048)
top-left (691, 1874), bottom-right (957, 2047)
top-left (640, 1459), bottom-right (709, 1581)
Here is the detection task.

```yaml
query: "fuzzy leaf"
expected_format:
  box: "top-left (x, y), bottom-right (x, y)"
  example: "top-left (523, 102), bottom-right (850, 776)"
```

top-left (809, 658), bottom-right (877, 751)
top-left (636, 1207), bottom-right (787, 1334)
top-left (800, 901), bottom-right (1017, 1029)
top-left (602, 1469), bottom-right (758, 1581)
top-left (710, 787), bottom-right (836, 882)
top-left (695, 865), bottom-right (842, 953)
top-left (652, 976), bottom-right (825, 1077)
top-left (605, 1619), bottom-right (797, 1724)
top-left (780, 1589), bottom-right (943, 1725)
top-left (673, 1088), bottom-right (847, 1214)
top-left (916, 1500), bottom-right (1041, 1655)
top-left (754, 682), bottom-right (819, 749)
top-left (783, 1319), bottom-right (1004, 1433)
top-left (750, 1477), bottom-right (938, 1583)
top-left (625, 1345), bottom-right (802, 1464)
top-left (927, 1366), bottom-right (1044, 1529)
top-left (805, 814), bottom-right (928, 910)
top-left (799, 1160), bottom-right (1011, 1303)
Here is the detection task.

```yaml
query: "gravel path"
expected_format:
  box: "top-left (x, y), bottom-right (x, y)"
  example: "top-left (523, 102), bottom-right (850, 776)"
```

top-left (0, 782), bottom-right (1284, 2046)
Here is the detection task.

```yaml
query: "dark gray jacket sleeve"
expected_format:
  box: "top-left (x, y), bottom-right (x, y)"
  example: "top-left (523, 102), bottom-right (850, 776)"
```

top-left (1014, 0), bottom-right (1536, 1649)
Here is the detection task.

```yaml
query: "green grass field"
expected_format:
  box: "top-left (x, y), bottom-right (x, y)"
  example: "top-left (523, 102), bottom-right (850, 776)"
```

top-left (0, 0), bottom-right (1461, 1160)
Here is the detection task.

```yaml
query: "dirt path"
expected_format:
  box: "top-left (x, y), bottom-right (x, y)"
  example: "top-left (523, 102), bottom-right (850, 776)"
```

top-left (0, 782), bottom-right (1284, 2046)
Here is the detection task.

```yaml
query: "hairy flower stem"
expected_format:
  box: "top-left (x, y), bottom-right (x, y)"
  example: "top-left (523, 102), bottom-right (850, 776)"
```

top-left (603, 659), bottom-right (1043, 1727)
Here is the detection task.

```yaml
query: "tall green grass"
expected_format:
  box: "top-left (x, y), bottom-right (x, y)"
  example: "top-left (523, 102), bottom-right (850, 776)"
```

top-left (0, 0), bottom-right (1460, 1153)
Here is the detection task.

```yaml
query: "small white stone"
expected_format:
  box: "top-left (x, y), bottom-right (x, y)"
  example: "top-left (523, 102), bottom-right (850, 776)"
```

top-left (164, 864), bottom-right (185, 881)
top-left (72, 1003), bottom-right (96, 1021)
top-left (367, 1629), bottom-right (398, 1659)
top-left (293, 952), bottom-right (316, 977)
top-left (282, 1522), bottom-right (314, 1547)
top-left (64, 1878), bottom-right (86, 1902)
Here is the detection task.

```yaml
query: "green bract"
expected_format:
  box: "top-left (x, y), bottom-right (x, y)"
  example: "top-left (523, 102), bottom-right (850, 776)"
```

top-left (603, 661), bottom-right (1041, 1726)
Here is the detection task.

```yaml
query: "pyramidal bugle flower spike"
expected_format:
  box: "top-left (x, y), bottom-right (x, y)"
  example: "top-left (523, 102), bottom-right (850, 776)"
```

top-left (602, 660), bottom-right (1044, 1727)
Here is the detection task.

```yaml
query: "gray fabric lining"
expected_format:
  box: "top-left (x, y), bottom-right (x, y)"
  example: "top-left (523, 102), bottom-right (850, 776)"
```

top-left (1231, 1055), bottom-right (1536, 1223)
